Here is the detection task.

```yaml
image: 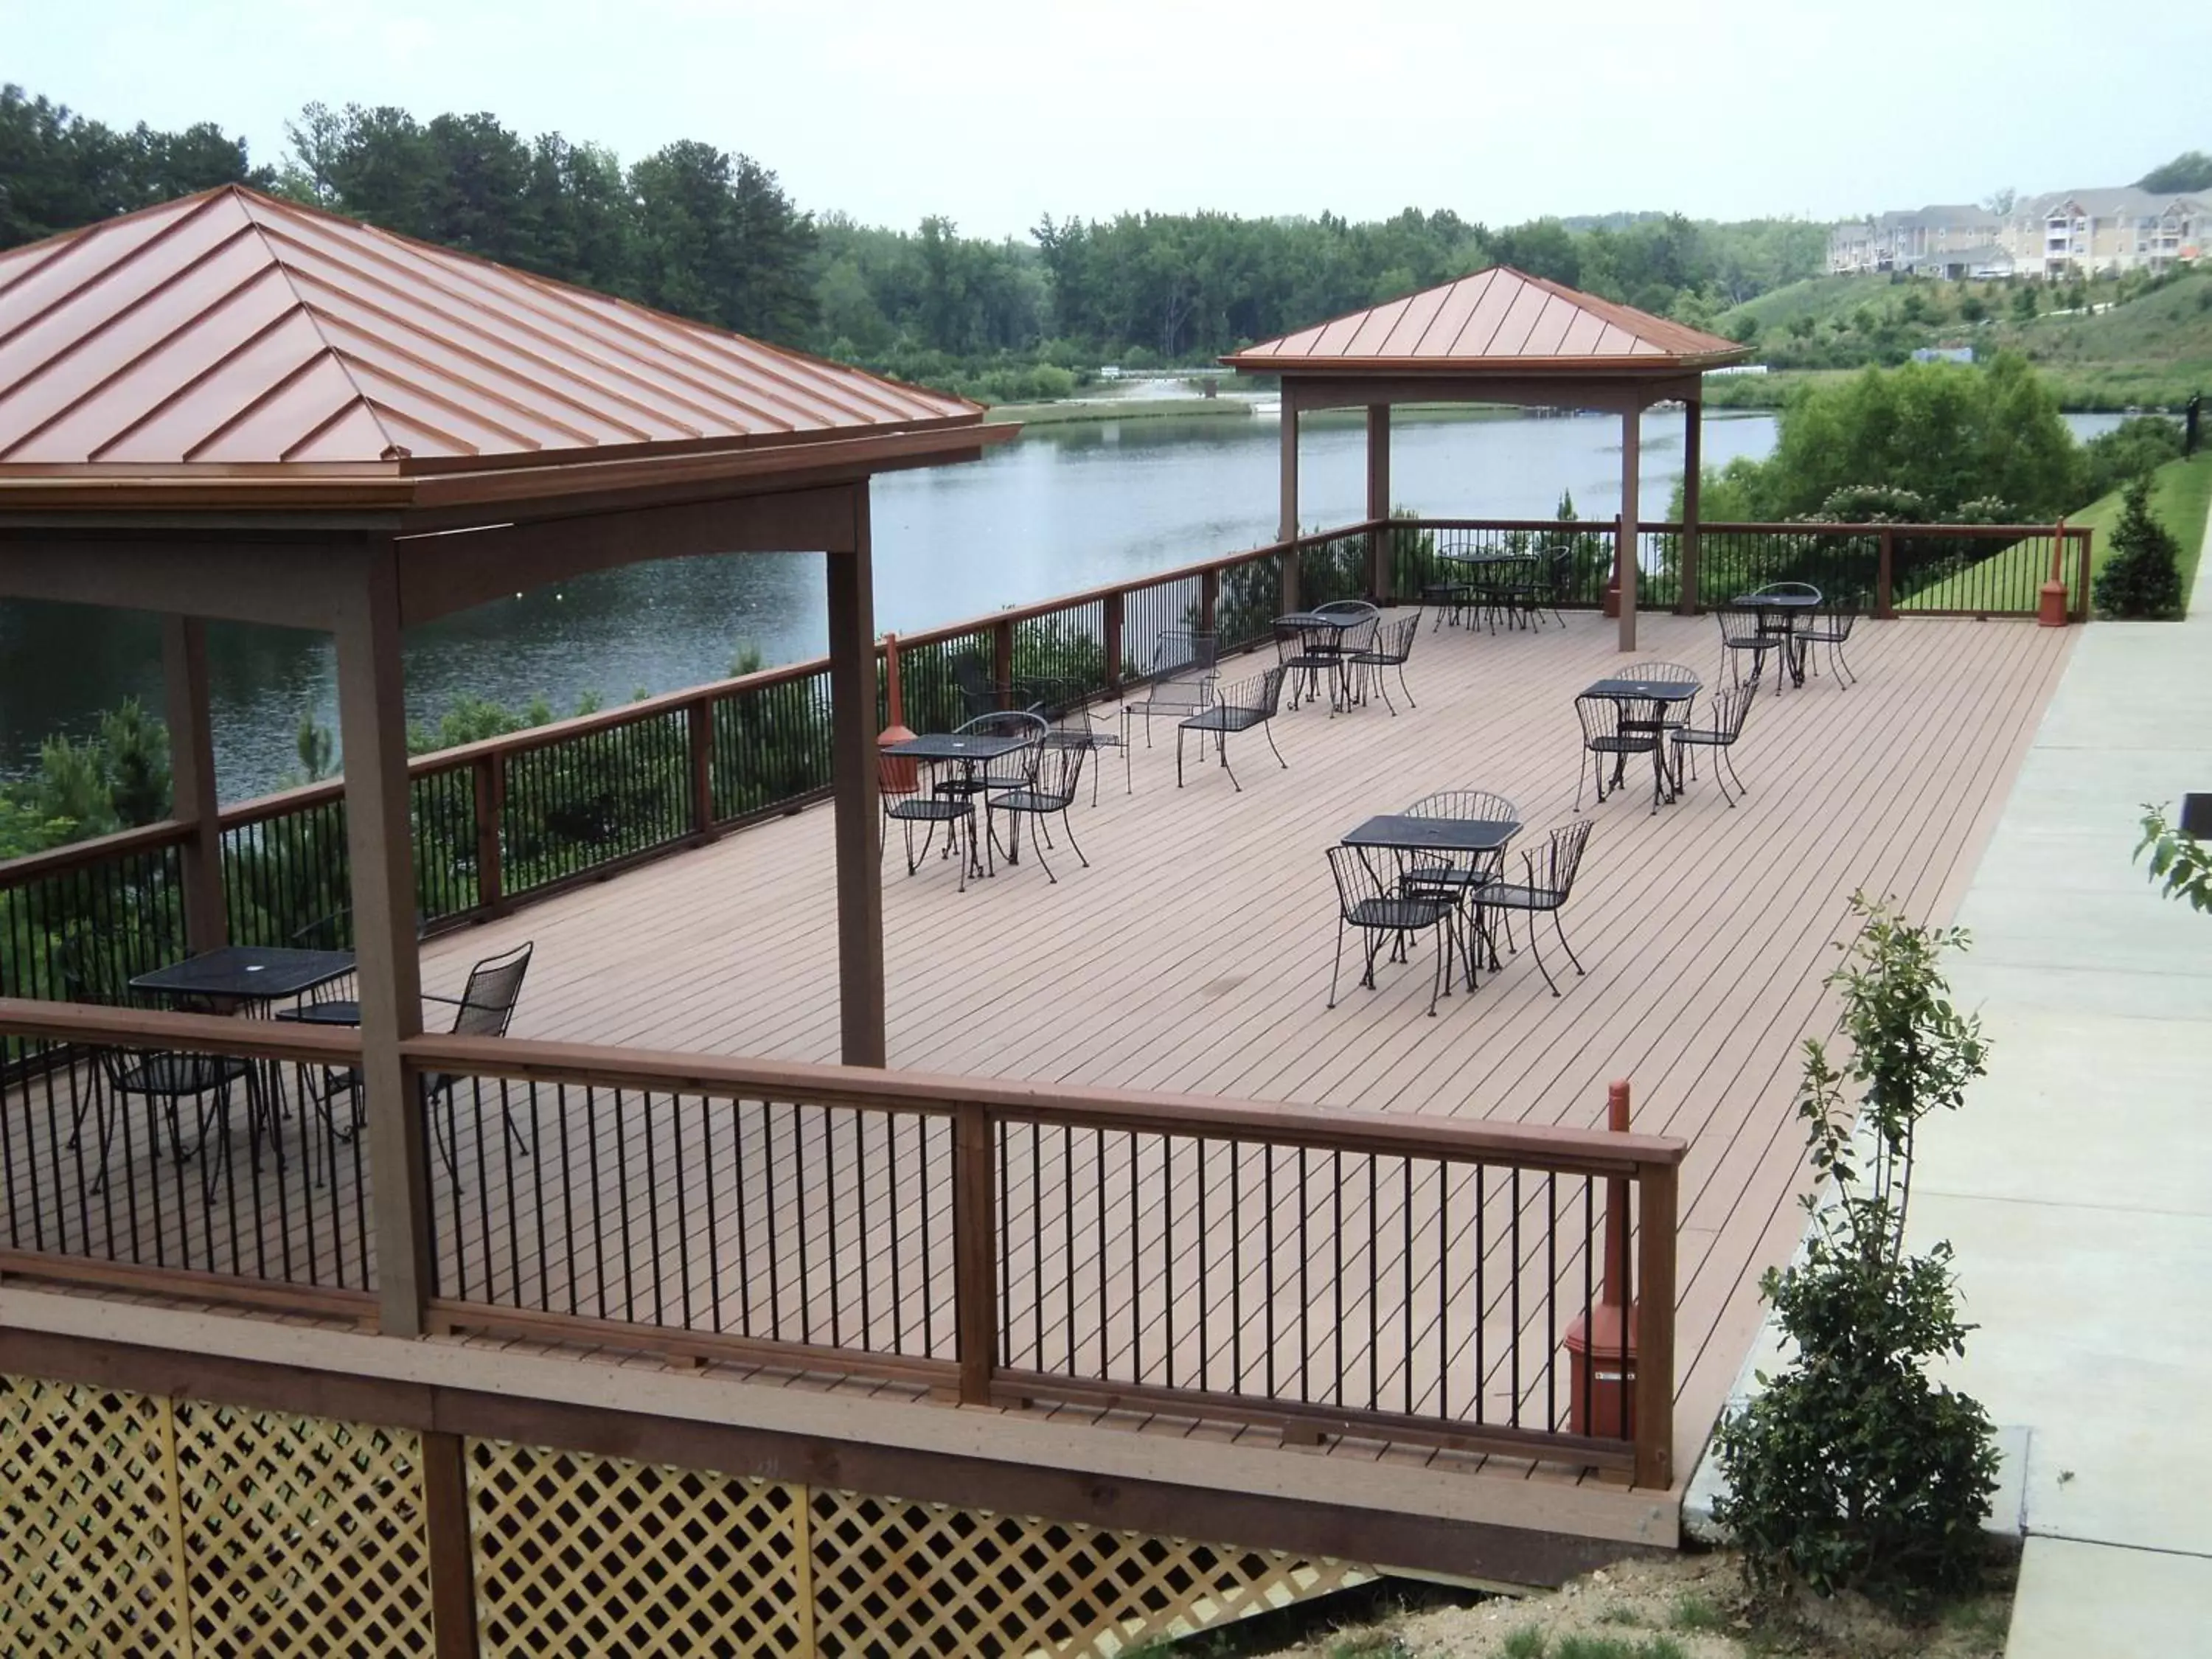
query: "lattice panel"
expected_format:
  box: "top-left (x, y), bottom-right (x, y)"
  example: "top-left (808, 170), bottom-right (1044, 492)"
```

top-left (169, 1398), bottom-right (434, 1657)
top-left (0, 1374), bottom-right (183, 1658)
top-left (467, 1439), bottom-right (813, 1656)
top-left (807, 1489), bottom-right (1371, 1658)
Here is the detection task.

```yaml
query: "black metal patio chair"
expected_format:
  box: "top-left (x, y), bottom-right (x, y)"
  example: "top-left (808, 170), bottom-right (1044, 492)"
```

top-left (1715, 608), bottom-right (1778, 690)
top-left (1478, 819), bottom-right (1594, 998)
top-left (1420, 566), bottom-right (1474, 629)
top-left (1574, 694), bottom-right (1662, 813)
top-left (1799, 605), bottom-right (1860, 686)
top-left (422, 942), bottom-right (535, 1183)
top-left (1349, 613), bottom-right (1420, 714)
top-left (933, 711), bottom-right (1046, 807)
top-left (1177, 666), bottom-right (1287, 792)
top-left (1324, 844), bottom-right (1457, 1018)
top-left (1122, 629), bottom-right (1220, 784)
top-left (1670, 682), bottom-right (1757, 807)
top-left (882, 751), bottom-right (978, 891)
top-left (988, 741), bottom-right (1090, 884)
top-left (1033, 682), bottom-right (1122, 806)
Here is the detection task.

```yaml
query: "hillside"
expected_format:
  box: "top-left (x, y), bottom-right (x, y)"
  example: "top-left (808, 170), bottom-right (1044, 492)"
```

top-left (1721, 272), bottom-right (1897, 334)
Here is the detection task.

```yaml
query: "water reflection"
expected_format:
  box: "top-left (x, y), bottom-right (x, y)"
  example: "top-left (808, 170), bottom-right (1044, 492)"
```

top-left (0, 408), bottom-right (2119, 798)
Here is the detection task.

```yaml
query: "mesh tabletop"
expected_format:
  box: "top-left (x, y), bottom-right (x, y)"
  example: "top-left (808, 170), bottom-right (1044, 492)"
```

top-left (881, 733), bottom-right (1033, 761)
top-left (1275, 612), bottom-right (1361, 630)
top-left (1343, 815), bottom-right (1519, 854)
top-left (1727, 593), bottom-right (1821, 608)
top-left (130, 945), bottom-right (355, 1002)
top-left (1583, 678), bottom-right (1700, 702)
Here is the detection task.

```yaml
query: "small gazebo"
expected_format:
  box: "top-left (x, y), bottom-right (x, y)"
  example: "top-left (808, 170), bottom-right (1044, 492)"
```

top-left (0, 185), bottom-right (1012, 1332)
top-left (1222, 267), bottom-right (1750, 648)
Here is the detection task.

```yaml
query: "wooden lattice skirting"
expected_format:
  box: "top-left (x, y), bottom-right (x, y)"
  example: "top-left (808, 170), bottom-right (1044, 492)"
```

top-left (0, 1370), bottom-right (1370, 1656)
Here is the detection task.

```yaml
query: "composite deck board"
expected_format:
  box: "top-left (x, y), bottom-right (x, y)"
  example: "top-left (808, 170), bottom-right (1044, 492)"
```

top-left (4, 611), bottom-right (2070, 1495)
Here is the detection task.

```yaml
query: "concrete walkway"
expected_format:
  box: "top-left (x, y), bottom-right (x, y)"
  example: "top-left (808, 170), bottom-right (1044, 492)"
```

top-left (1912, 524), bottom-right (2212, 1654)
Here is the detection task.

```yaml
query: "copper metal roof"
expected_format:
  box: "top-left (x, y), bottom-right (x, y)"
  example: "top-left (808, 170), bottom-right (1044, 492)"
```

top-left (1220, 266), bottom-right (1749, 373)
top-left (0, 186), bottom-right (987, 502)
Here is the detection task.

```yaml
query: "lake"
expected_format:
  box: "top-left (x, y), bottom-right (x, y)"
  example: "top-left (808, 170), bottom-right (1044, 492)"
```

top-left (0, 407), bottom-right (2121, 799)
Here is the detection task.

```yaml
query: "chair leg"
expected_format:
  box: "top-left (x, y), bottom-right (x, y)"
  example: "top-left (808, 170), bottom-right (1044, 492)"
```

top-left (1723, 744), bottom-right (1751, 801)
top-left (1175, 727), bottom-right (1186, 788)
top-left (1397, 662), bottom-right (1416, 709)
top-left (1833, 639), bottom-right (1857, 686)
top-left (1026, 811), bottom-right (1056, 885)
top-left (1328, 917), bottom-right (1346, 1009)
top-left (1552, 908), bottom-right (1586, 978)
top-left (1264, 721), bottom-right (1287, 771)
top-left (1059, 806), bottom-right (1089, 869)
top-left (1427, 923), bottom-right (1445, 1017)
top-left (1524, 910), bottom-right (1561, 997)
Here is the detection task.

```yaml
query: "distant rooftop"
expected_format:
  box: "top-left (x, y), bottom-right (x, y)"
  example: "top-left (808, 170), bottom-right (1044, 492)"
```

top-left (1220, 266), bottom-right (1747, 375)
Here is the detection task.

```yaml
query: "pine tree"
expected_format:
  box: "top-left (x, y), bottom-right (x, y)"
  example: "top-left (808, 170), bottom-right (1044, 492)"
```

top-left (2092, 473), bottom-right (2184, 619)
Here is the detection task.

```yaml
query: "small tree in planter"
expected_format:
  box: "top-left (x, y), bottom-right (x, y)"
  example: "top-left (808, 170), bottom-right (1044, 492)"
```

top-left (2093, 473), bottom-right (2185, 619)
top-left (1712, 896), bottom-right (2000, 1613)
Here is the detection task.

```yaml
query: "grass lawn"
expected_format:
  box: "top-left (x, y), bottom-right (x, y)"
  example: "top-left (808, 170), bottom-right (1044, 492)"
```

top-left (1907, 450), bottom-right (2212, 613)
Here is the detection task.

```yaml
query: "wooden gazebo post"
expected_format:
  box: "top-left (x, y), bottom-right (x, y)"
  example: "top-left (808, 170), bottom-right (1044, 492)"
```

top-left (827, 488), bottom-right (886, 1068)
top-left (160, 616), bottom-right (227, 953)
top-left (1277, 387), bottom-right (1301, 613)
top-left (1678, 397), bottom-right (1704, 615)
top-left (1618, 399), bottom-right (1641, 653)
top-left (1366, 404), bottom-right (1392, 601)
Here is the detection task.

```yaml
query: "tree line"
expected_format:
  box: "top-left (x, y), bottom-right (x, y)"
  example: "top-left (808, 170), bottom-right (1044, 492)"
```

top-left (4, 83), bottom-right (1827, 399)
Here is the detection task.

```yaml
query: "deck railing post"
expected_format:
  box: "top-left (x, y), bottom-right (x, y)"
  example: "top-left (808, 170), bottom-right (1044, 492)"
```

top-left (1103, 591), bottom-right (1125, 696)
top-left (992, 618), bottom-right (1015, 705)
top-left (1200, 568), bottom-right (1220, 636)
top-left (687, 698), bottom-right (715, 838)
top-left (422, 1429), bottom-right (480, 1659)
top-left (1632, 1161), bottom-right (1678, 1489)
top-left (952, 1102), bottom-right (998, 1405)
top-left (471, 755), bottom-right (504, 918)
top-left (1875, 527), bottom-right (1897, 619)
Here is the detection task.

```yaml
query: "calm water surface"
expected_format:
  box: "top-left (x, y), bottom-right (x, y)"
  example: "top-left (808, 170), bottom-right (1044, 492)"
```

top-left (0, 408), bottom-right (2119, 797)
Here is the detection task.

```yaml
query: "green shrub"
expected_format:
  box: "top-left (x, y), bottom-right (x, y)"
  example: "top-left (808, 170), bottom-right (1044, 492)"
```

top-left (2092, 473), bottom-right (2185, 618)
top-left (2081, 415), bottom-right (2184, 504)
top-left (1711, 897), bottom-right (1999, 1613)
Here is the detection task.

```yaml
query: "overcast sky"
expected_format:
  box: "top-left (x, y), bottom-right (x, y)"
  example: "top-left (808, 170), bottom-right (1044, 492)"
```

top-left (7, 0), bottom-right (2205, 240)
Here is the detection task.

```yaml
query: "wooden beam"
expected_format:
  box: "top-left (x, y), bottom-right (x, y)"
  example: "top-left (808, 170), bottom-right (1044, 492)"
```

top-left (1679, 400), bottom-right (1703, 616)
top-left (159, 616), bottom-right (227, 953)
top-left (0, 535), bottom-right (367, 628)
top-left (422, 1430), bottom-right (481, 1659)
top-left (1365, 405), bottom-right (1392, 602)
top-left (827, 485), bottom-right (886, 1067)
top-left (1278, 388), bottom-right (1301, 613)
top-left (1283, 372), bottom-right (1704, 417)
top-left (333, 541), bottom-right (432, 1336)
top-left (1617, 404), bottom-right (1641, 653)
top-left (394, 484), bottom-right (863, 627)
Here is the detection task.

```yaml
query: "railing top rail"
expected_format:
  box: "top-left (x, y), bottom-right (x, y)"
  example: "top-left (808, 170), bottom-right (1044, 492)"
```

top-left (0, 997), bottom-right (364, 1066)
top-left (0, 816), bottom-right (195, 883)
top-left (401, 1031), bottom-right (1687, 1176)
top-left (1406, 517), bottom-right (2079, 538)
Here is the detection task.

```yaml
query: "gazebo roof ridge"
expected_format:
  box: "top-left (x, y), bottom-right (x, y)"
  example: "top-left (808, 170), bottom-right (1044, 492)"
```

top-left (1219, 265), bottom-right (1750, 375)
top-left (0, 184), bottom-right (989, 493)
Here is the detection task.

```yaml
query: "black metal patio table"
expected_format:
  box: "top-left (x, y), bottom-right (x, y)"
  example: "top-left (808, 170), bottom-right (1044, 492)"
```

top-left (130, 945), bottom-right (357, 1166)
top-left (881, 731), bottom-right (1032, 880)
top-left (1275, 611), bottom-right (1361, 711)
top-left (1437, 549), bottom-right (1543, 630)
top-left (1343, 814), bottom-right (1521, 987)
top-left (1584, 677), bottom-right (1700, 807)
top-left (1727, 590), bottom-right (1821, 687)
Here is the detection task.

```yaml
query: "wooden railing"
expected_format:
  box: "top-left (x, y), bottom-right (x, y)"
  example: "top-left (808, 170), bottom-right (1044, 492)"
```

top-left (0, 515), bottom-right (2085, 1004)
top-left (0, 998), bottom-right (1686, 1485)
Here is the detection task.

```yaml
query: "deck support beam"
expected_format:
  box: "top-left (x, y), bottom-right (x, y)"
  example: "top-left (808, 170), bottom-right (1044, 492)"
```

top-left (333, 542), bottom-right (432, 1336)
top-left (828, 484), bottom-right (886, 1068)
top-left (160, 615), bottom-right (227, 953)
top-left (1366, 403), bottom-right (1392, 602)
top-left (1678, 399), bottom-right (1703, 616)
top-left (1278, 387), bottom-right (1301, 614)
top-left (1617, 403), bottom-right (1641, 653)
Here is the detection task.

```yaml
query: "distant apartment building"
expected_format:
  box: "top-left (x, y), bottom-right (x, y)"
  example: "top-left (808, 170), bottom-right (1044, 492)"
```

top-left (1831, 188), bottom-right (2209, 279)
top-left (2006, 188), bottom-right (2208, 276)
top-left (1826, 206), bottom-right (2006, 276)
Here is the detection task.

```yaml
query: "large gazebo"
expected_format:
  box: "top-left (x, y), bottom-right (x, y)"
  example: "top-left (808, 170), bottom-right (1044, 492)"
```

top-left (0, 184), bottom-right (1012, 1331)
top-left (1222, 268), bottom-right (1750, 648)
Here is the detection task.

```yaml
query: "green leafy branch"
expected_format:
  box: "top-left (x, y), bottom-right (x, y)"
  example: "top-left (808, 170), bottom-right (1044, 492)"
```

top-left (2136, 803), bottom-right (2212, 914)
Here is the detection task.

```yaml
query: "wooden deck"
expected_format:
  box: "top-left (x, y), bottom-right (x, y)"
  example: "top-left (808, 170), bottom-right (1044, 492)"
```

top-left (396, 608), bottom-right (2071, 1484)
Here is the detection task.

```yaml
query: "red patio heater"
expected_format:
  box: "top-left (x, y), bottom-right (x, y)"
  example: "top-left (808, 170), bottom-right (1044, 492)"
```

top-left (878, 632), bottom-right (918, 793)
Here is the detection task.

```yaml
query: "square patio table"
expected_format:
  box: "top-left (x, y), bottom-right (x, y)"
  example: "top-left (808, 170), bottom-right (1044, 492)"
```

top-left (1726, 591), bottom-right (1822, 686)
top-left (131, 945), bottom-right (355, 1009)
top-left (882, 731), bottom-right (1034, 880)
top-left (1583, 678), bottom-right (1700, 807)
top-left (1343, 815), bottom-right (1522, 989)
top-left (1275, 612), bottom-right (1365, 712)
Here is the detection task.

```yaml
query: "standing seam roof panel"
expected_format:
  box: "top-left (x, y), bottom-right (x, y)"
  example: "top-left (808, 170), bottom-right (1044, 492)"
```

top-left (1374, 285), bottom-right (1453, 356)
top-left (1406, 273), bottom-right (1493, 357)
top-left (0, 186), bottom-right (981, 473)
